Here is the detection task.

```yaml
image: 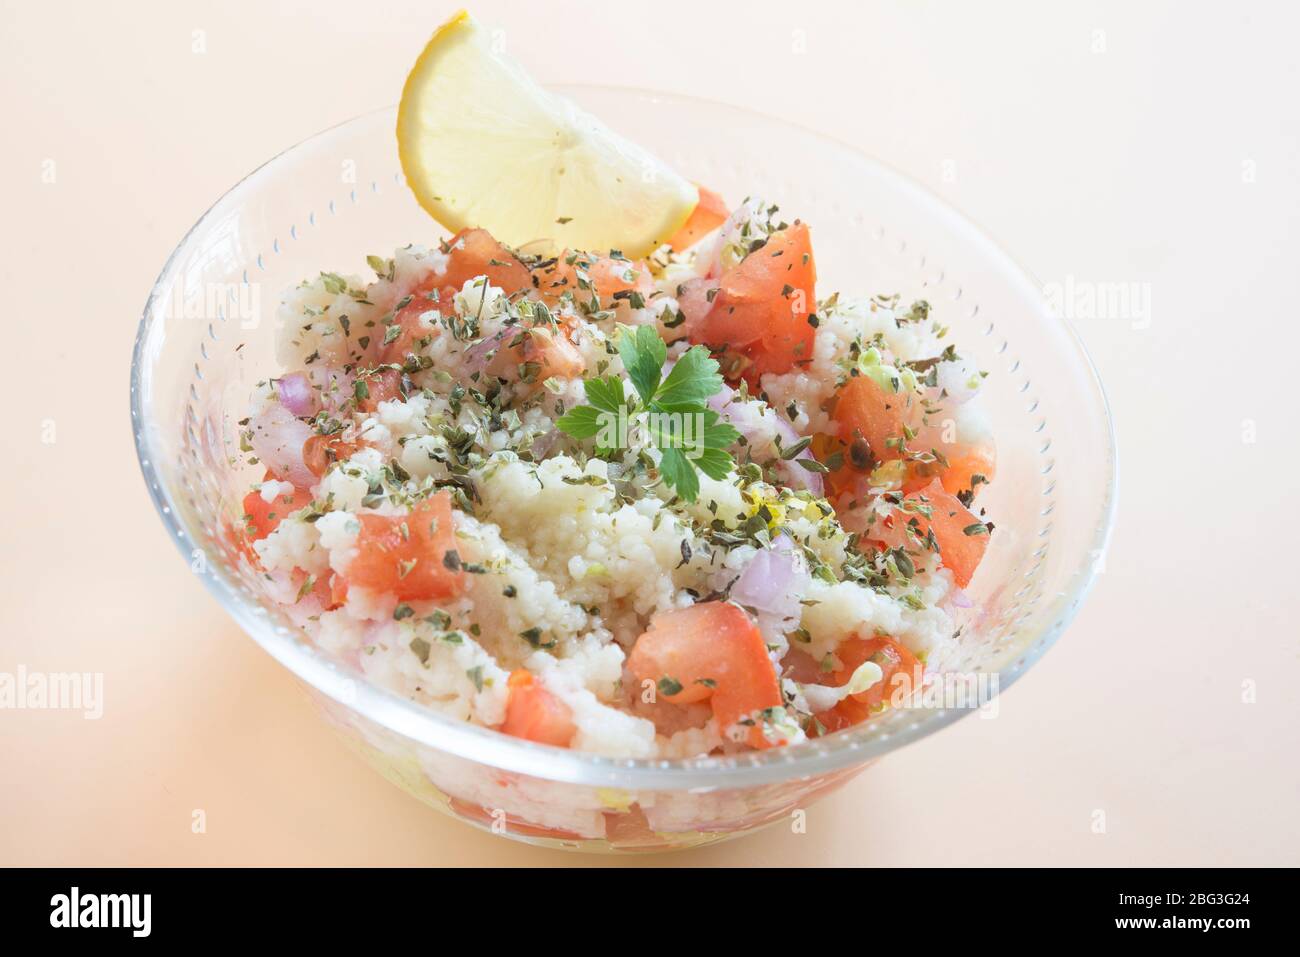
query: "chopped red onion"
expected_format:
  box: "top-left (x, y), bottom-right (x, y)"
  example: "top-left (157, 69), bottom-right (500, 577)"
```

top-left (729, 535), bottom-right (810, 644)
top-left (770, 414), bottom-right (824, 498)
top-left (276, 372), bottom-right (319, 417)
top-left (248, 402), bottom-right (315, 489)
top-left (530, 428), bottom-right (562, 460)
top-left (709, 387), bottom-right (824, 497)
top-left (463, 329), bottom-right (508, 372)
top-left (705, 383), bottom-right (743, 418)
top-left (306, 366), bottom-right (354, 412)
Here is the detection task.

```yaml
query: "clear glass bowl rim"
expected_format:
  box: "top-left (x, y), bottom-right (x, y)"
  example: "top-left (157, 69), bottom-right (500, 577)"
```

top-left (130, 85), bottom-right (1118, 791)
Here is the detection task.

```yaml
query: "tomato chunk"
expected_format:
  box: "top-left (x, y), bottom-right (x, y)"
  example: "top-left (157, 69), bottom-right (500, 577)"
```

top-left (814, 635), bottom-right (922, 733)
top-left (356, 368), bottom-right (405, 413)
top-left (518, 325), bottom-right (585, 383)
top-left (690, 222), bottom-right (816, 379)
top-left (380, 228), bottom-right (531, 363)
top-left (668, 185), bottom-right (729, 252)
top-left (879, 478), bottom-right (989, 588)
top-left (499, 670), bottom-right (577, 747)
top-left (339, 492), bottom-right (465, 601)
top-left (381, 294), bottom-right (440, 366)
top-left (478, 316), bottom-right (586, 387)
top-left (904, 443), bottom-right (997, 498)
top-left (916, 478), bottom-right (989, 588)
top-left (241, 481), bottom-right (313, 541)
top-left (833, 374), bottom-right (914, 464)
top-left (440, 227), bottom-right (532, 296)
top-left (626, 602), bottom-right (784, 749)
top-left (533, 252), bottom-right (653, 307)
top-left (302, 434), bottom-right (360, 477)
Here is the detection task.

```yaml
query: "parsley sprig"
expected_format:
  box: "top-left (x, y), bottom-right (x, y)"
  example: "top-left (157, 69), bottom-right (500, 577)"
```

top-left (556, 325), bottom-right (739, 502)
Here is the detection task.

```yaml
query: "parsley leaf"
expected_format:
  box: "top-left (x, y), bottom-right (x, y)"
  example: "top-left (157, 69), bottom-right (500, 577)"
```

top-left (618, 324), bottom-right (667, 403)
top-left (554, 404), bottom-right (604, 439)
top-left (582, 375), bottom-right (628, 414)
top-left (555, 324), bottom-right (738, 502)
top-left (655, 347), bottom-right (724, 410)
top-left (700, 410), bottom-right (742, 449)
top-left (658, 446), bottom-right (700, 502)
top-left (693, 447), bottom-right (735, 481)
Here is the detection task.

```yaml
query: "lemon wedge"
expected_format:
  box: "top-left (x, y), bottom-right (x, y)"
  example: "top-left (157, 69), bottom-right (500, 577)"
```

top-left (397, 10), bottom-right (698, 258)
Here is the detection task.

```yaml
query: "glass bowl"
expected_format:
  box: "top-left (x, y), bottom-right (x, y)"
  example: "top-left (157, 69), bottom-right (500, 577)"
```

top-left (131, 87), bottom-right (1116, 852)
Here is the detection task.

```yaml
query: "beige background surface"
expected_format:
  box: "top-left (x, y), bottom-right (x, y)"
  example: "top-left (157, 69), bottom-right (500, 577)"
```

top-left (2, 0), bottom-right (1297, 866)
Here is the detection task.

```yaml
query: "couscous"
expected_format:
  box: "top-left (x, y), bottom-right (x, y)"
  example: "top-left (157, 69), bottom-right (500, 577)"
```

top-left (236, 195), bottom-right (996, 759)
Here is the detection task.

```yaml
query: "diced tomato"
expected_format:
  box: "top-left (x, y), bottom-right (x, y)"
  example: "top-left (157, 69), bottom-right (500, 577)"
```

top-left (833, 374), bottom-right (915, 463)
top-left (302, 433), bottom-right (360, 477)
top-left (338, 492), bottom-right (465, 601)
top-left (674, 277), bottom-right (719, 336)
top-left (440, 227), bottom-right (533, 296)
top-left (240, 481), bottom-right (313, 541)
top-left (903, 443), bottom-right (997, 498)
top-left (813, 635), bottom-right (922, 734)
top-left (626, 602), bottom-right (783, 749)
top-left (877, 478), bottom-right (989, 588)
top-left (356, 368), bottom-right (405, 413)
top-left (810, 431), bottom-right (864, 502)
top-left (668, 185), bottom-right (729, 252)
top-left (379, 228), bottom-right (531, 364)
top-left (520, 325), bottom-right (585, 382)
top-left (380, 294), bottom-right (441, 365)
top-left (812, 697), bottom-right (864, 735)
top-left (943, 445), bottom-right (996, 497)
top-left (830, 635), bottom-right (920, 707)
top-left (916, 479), bottom-right (990, 588)
top-left (533, 252), bottom-right (654, 307)
top-left (690, 222), bottom-right (816, 379)
top-left (499, 670), bottom-right (577, 747)
top-left (221, 519), bottom-right (259, 566)
top-left (482, 318), bottom-right (586, 387)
